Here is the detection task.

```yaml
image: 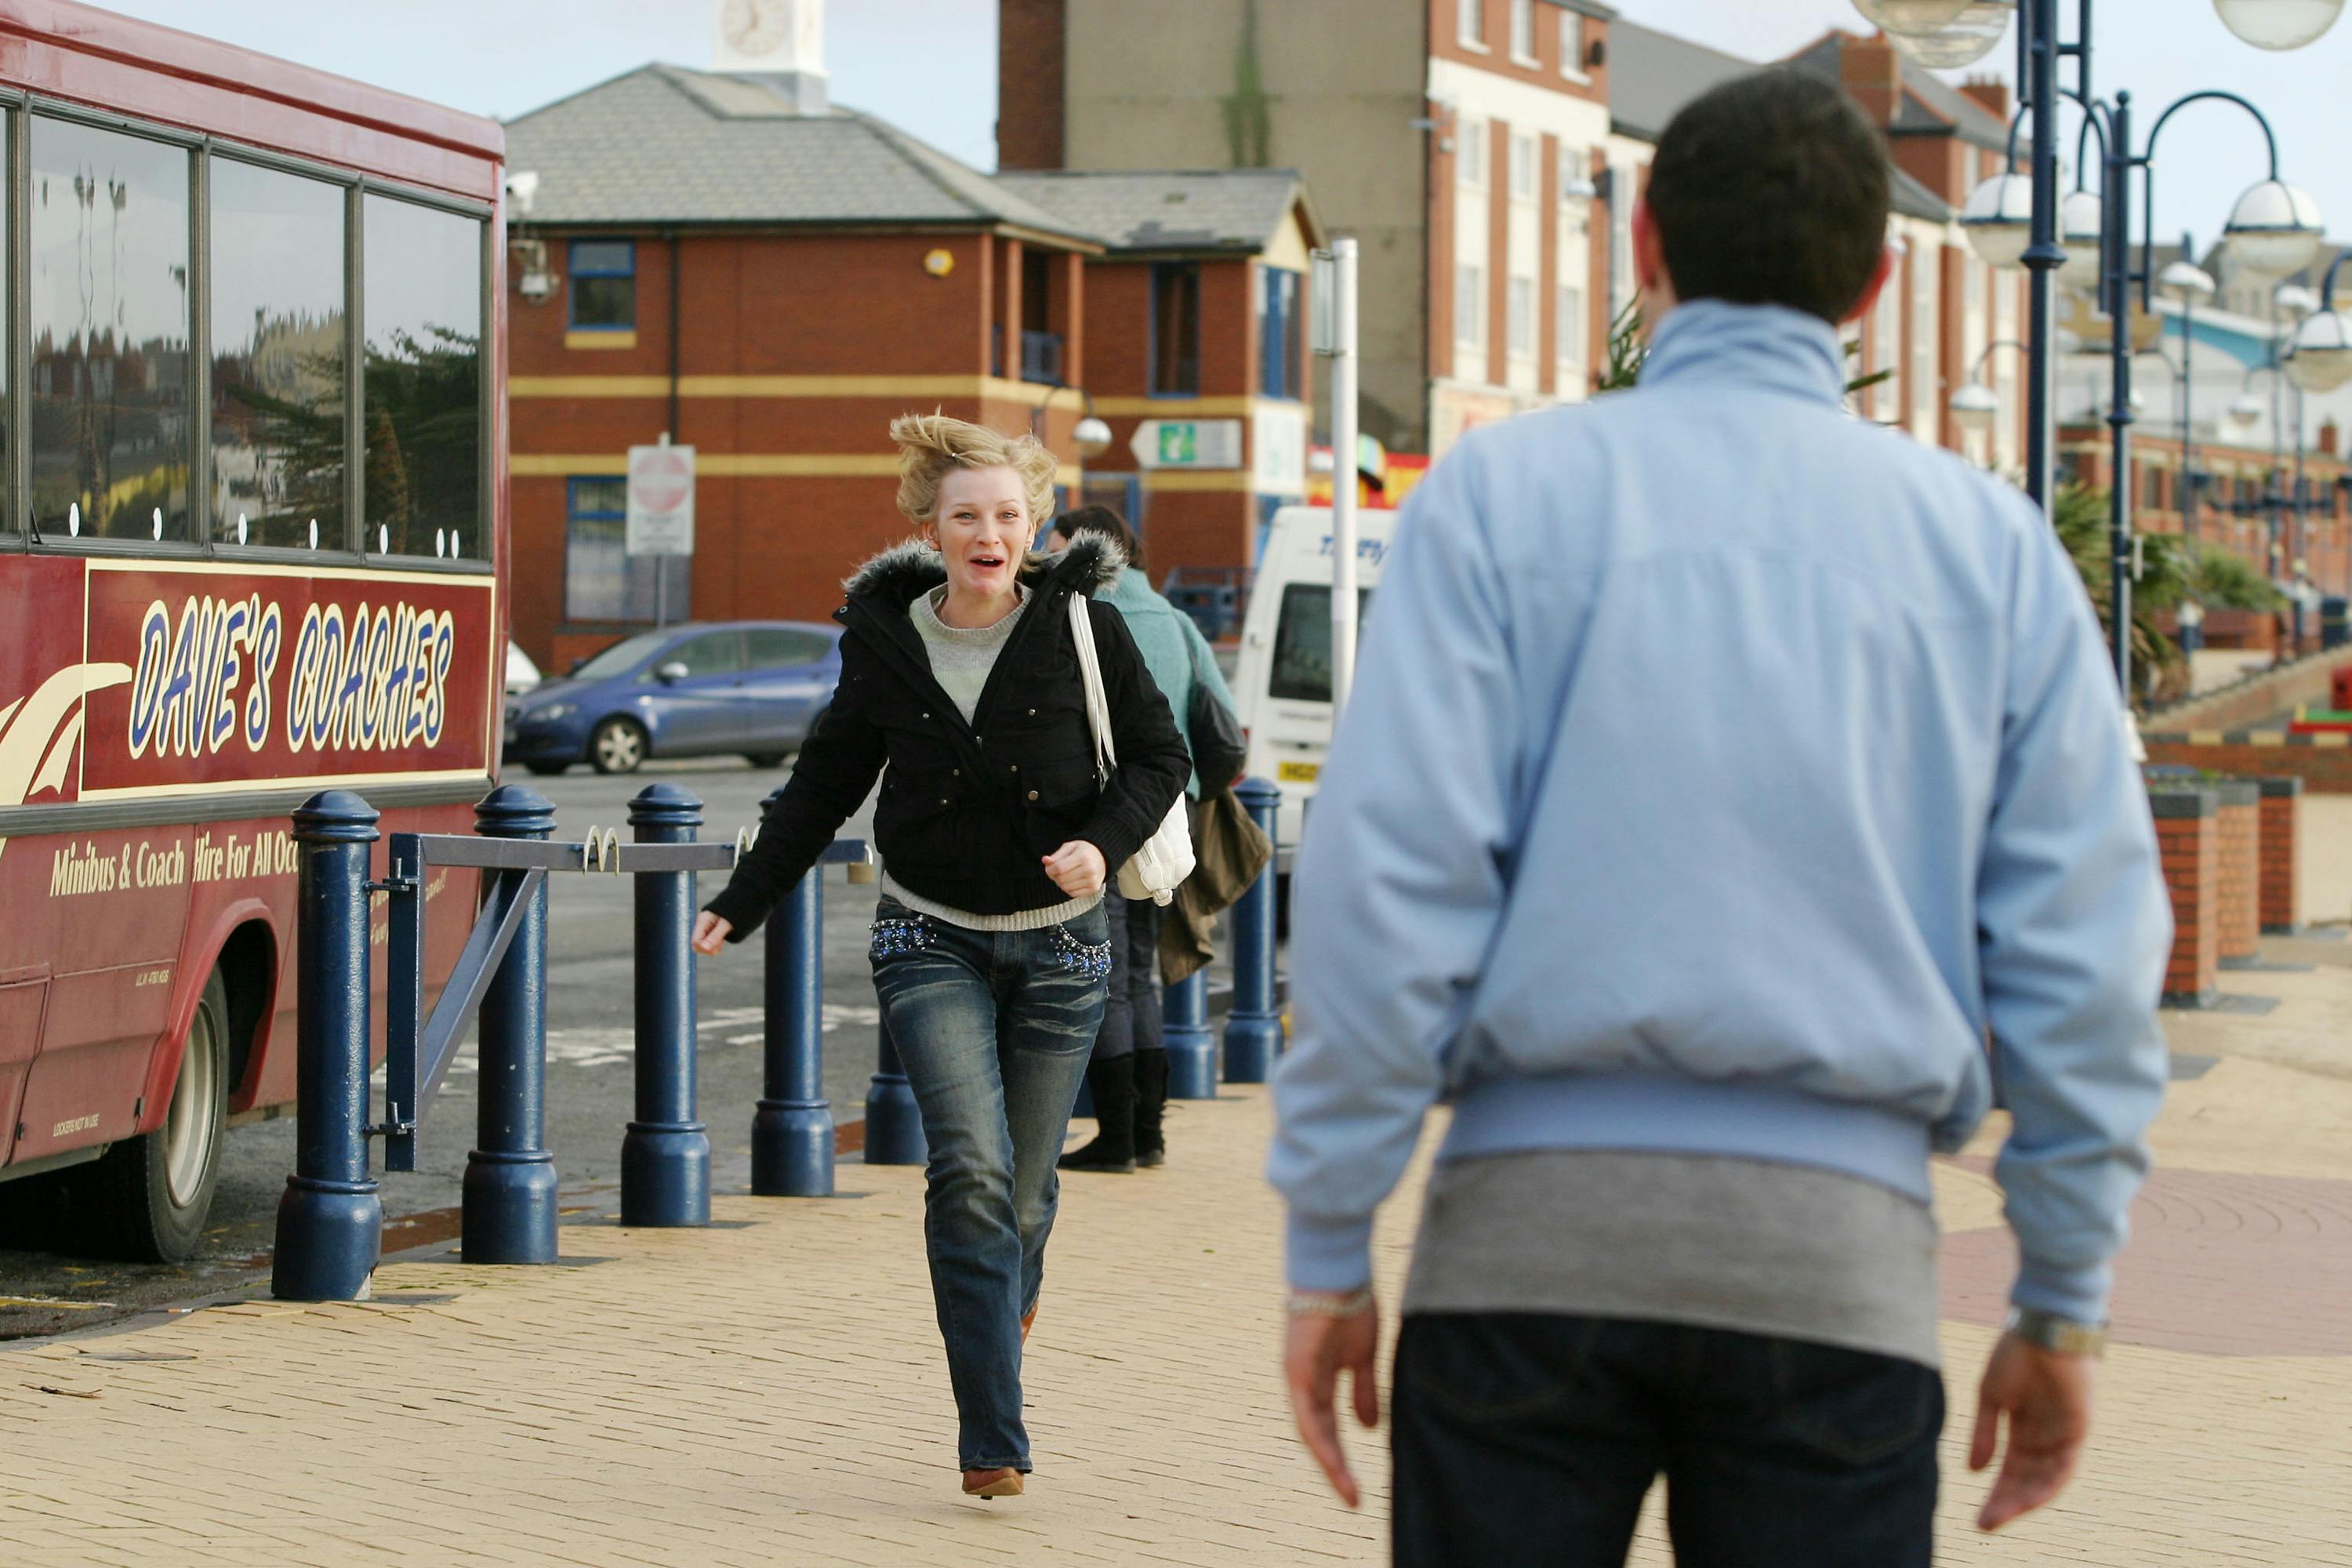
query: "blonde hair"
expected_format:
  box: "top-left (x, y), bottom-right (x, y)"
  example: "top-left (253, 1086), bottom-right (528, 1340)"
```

top-left (891, 412), bottom-right (1058, 534)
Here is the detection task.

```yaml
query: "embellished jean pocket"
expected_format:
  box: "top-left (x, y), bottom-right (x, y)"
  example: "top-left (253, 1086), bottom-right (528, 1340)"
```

top-left (1051, 923), bottom-right (1113, 983)
top-left (870, 911), bottom-right (936, 961)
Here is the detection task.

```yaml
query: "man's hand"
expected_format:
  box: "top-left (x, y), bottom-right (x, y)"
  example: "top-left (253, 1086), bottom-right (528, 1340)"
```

top-left (1970, 1329), bottom-right (2096, 1531)
top-left (1283, 1295), bottom-right (1382, 1508)
top-left (1042, 840), bottom-right (1109, 898)
top-left (691, 911), bottom-right (733, 956)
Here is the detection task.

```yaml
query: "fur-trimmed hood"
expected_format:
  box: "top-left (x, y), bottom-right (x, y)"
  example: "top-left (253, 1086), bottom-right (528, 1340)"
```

top-left (841, 531), bottom-right (1126, 612)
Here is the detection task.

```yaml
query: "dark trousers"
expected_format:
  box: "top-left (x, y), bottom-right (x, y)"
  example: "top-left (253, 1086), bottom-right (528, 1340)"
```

top-left (1392, 1313), bottom-right (1942, 1568)
top-left (1091, 888), bottom-right (1165, 1061)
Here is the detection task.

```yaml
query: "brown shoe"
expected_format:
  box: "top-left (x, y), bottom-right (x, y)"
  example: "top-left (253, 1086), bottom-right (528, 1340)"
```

top-left (962, 1467), bottom-right (1024, 1499)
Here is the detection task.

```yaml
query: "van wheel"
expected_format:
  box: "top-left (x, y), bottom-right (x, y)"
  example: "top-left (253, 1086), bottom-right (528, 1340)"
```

top-left (94, 971), bottom-right (230, 1262)
top-left (590, 717), bottom-right (648, 774)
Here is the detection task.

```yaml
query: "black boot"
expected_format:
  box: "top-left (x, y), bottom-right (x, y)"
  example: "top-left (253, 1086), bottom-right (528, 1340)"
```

top-left (1132, 1048), bottom-right (1170, 1168)
top-left (1059, 1054), bottom-right (1137, 1172)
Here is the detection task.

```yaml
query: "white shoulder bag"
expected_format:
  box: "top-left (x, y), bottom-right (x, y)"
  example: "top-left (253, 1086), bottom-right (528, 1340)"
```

top-left (1066, 592), bottom-right (1195, 906)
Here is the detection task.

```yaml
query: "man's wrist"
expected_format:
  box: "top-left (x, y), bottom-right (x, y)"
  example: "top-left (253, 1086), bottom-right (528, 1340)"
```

top-left (1286, 1287), bottom-right (1375, 1319)
top-left (2005, 1305), bottom-right (2108, 1359)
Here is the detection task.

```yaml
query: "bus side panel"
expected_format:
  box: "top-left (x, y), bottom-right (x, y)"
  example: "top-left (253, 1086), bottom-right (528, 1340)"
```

top-left (0, 979), bottom-right (49, 1163)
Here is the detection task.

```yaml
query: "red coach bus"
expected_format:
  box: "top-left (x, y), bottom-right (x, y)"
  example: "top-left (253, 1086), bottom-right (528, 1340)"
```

top-left (0, 4), bottom-right (505, 1258)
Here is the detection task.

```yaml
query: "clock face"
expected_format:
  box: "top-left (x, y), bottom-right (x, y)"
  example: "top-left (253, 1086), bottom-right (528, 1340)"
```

top-left (720, 0), bottom-right (791, 56)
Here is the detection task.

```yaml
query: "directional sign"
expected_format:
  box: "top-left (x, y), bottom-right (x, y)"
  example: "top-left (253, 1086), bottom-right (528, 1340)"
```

top-left (626, 443), bottom-right (695, 557)
top-left (1130, 419), bottom-right (1243, 470)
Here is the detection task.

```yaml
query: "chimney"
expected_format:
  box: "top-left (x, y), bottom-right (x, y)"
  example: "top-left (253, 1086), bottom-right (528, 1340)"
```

top-left (1839, 33), bottom-right (1904, 129)
top-left (2322, 419), bottom-right (2341, 458)
top-left (1960, 76), bottom-right (2009, 119)
top-left (713, 0), bottom-right (829, 114)
top-left (997, 0), bottom-right (1069, 169)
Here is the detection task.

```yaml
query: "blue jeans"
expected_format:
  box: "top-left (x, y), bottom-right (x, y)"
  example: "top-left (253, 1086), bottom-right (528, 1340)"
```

top-left (1392, 1314), bottom-right (1943, 1566)
top-left (868, 896), bottom-right (1111, 1472)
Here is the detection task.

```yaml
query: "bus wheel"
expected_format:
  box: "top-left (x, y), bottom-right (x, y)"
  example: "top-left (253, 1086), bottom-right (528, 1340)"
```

top-left (96, 971), bottom-right (230, 1262)
top-left (590, 717), bottom-right (648, 774)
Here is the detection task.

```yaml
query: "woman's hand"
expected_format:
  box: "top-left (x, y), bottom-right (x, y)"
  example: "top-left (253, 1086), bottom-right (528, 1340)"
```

top-left (1042, 840), bottom-right (1108, 898)
top-left (691, 911), bottom-right (733, 956)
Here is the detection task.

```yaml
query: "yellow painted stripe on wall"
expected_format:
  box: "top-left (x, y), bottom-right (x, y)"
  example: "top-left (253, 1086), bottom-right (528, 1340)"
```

top-left (563, 330), bottom-right (637, 350)
top-left (1089, 394), bottom-right (1261, 417)
top-left (1142, 470), bottom-right (1258, 493)
top-left (508, 374), bottom-right (1080, 408)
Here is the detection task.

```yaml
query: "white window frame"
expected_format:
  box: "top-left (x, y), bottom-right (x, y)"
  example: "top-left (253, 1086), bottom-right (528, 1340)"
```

top-left (1560, 10), bottom-right (1588, 78)
top-left (1559, 147), bottom-right (1587, 200)
top-left (1507, 275), bottom-right (1534, 358)
top-left (1459, 118), bottom-right (1486, 187)
top-left (1509, 0), bottom-right (1537, 64)
top-left (1456, 262), bottom-right (1486, 350)
top-left (1557, 283), bottom-right (1587, 379)
top-left (1509, 132), bottom-right (1537, 203)
top-left (1458, 0), bottom-right (1488, 50)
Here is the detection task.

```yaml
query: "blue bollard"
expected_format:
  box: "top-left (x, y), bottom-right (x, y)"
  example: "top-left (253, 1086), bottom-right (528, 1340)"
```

top-left (754, 863), bottom-right (836, 1196)
top-left (1223, 778), bottom-right (1287, 1083)
top-left (622, 784), bottom-right (710, 1226)
top-left (1164, 970), bottom-right (1217, 1099)
top-left (863, 1013), bottom-right (927, 1165)
top-left (463, 784), bottom-right (561, 1264)
top-left (273, 790), bottom-right (384, 1301)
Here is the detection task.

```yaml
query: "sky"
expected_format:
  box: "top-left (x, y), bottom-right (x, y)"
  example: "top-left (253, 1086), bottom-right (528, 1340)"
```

top-left (85, 0), bottom-right (2352, 270)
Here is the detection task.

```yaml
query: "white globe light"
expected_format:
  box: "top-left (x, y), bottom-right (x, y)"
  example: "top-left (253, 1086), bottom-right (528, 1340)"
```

top-left (1073, 415), bottom-right (1113, 459)
top-left (1949, 382), bottom-right (2000, 434)
top-left (2284, 309), bottom-right (2352, 393)
top-left (2107, 388), bottom-right (2150, 419)
top-left (1856, 0), bottom-right (1975, 30)
top-left (2059, 191), bottom-right (2106, 291)
top-left (1885, 0), bottom-right (2015, 66)
top-left (2227, 391), bottom-right (2267, 427)
top-left (2159, 260), bottom-right (2217, 303)
top-left (2224, 180), bottom-right (2325, 278)
top-left (2274, 281), bottom-right (2321, 318)
top-left (1961, 174), bottom-right (2034, 270)
top-left (2212, 0), bottom-right (2344, 49)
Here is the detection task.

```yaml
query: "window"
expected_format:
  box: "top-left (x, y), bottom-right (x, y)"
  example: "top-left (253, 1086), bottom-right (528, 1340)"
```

top-left (1259, 266), bottom-right (1303, 400)
top-left (1455, 263), bottom-right (1485, 349)
top-left (364, 194), bottom-right (484, 559)
top-left (745, 628), bottom-right (835, 669)
top-left (1459, 120), bottom-right (1486, 187)
top-left (1557, 284), bottom-right (1586, 370)
top-left (31, 118), bottom-right (193, 542)
top-left (1270, 584), bottom-right (1374, 704)
top-left (1509, 133), bottom-right (1537, 201)
top-left (1509, 0), bottom-right (1537, 61)
top-left (1508, 277), bottom-right (1534, 357)
top-left (210, 158), bottom-right (347, 550)
top-left (1150, 263), bottom-right (1201, 397)
top-left (1559, 148), bottom-right (1588, 200)
top-left (1561, 10), bottom-right (1587, 74)
top-left (572, 628), bottom-right (671, 681)
top-left (568, 239), bottom-right (634, 331)
top-left (1872, 250), bottom-right (1902, 422)
top-left (564, 477), bottom-right (669, 623)
top-left (652, 631), bottom-right (743, 681)
top-left (1457, 0), bottom-right (1486, 49)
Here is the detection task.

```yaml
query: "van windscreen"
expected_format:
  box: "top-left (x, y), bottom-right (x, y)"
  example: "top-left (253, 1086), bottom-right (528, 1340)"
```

top-left (1269, 584), bottom-right (1374, 704)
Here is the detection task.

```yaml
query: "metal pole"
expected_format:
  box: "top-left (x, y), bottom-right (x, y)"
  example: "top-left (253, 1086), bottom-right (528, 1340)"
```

top-left (1163, 970), bottom-right (1216, 1099)
top-left (862, 1012), bottom-right (927, 1166)
top-left (1329, 236), bottom-right (1361, 713)
top-left (622, 782), bottom-right (710, 1226)
top-left (2023, 0), bottom-right (2063, 513)
top-left (2183, 287), bottom-right (2198, 542)
top-left (272, 789), bottom-right (383, 1301)
top-left (2107, 93), bottom-right (2136, 691)
top-left (754, 866), bottom-right (834, 1196)
top-left (1222, 778), bottom-right (1286, 1083)
top-left (464, 784), bottom-right (561, 1263)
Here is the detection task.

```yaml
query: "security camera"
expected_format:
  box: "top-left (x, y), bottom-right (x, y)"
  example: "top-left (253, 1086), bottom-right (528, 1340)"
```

top-left (504, 169), bottom-right (539, 217)
top-left (518, 270), bottom-right (557, 303)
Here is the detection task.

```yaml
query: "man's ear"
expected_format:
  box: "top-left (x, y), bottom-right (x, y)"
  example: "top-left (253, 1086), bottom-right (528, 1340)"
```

top-left (1843, 245), bottom-right (1897, 326)
top-left (1633, 200), bottom-right (1668, 298)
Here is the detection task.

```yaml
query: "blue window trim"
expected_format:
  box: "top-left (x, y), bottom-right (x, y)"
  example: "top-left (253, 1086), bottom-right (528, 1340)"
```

top-left (1148, 261), bottom-right (1202, 400)
top-left (568, 238), bottom-right (637, 332)
top-left (1259, 265), bottom-right (1302, 401)
top-left (567, 475), bottom-right (627, 520)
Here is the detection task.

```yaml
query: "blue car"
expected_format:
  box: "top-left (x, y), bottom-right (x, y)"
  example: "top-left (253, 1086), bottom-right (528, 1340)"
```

top-left (503, 621), bottom-right (843, 775)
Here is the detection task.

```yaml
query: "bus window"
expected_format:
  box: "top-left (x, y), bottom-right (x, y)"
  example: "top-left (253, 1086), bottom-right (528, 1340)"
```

top-left (30, 118), bottom-right (193, 543)
top-left (363, 193), bottom-right (483, 561)
top-left (210, 158), bottom-right (348, 550)
top-left (1269, 584), bottom-right (1374, 704)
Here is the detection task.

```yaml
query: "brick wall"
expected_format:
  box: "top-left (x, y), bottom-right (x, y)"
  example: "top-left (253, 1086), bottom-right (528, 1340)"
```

top-left (2143, 735), bottom-right (2352, 794)
top-left (2259, 776), bottom-right (2302, 932)
top-left (2152, 788), bottom-right (2220, 1006)
top-left (2147, 651), bottom-right (2341, 734)
top-left (2214, 782), bottom-right (2261, 962)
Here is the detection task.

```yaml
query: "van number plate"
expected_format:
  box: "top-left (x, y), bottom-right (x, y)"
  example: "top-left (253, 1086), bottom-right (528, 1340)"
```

top-left (1277, 761), bottom-right (1322, 783)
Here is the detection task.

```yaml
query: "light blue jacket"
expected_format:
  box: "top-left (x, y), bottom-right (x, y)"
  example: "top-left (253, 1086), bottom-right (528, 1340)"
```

top-left (1102, 564), bottom-right (1239, 799)
top-left (1267, 300), bottom-right (2171, 1324)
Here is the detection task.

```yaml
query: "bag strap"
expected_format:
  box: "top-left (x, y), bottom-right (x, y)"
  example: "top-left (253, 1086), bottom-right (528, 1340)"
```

top-left (1067, 592), bottom-right (1118, 779)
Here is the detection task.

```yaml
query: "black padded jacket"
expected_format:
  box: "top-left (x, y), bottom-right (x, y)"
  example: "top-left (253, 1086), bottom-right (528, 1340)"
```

top-left (702, 533), bottom-right (1191, 939)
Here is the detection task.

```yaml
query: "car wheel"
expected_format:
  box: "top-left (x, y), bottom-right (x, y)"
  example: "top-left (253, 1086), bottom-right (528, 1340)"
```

top-left (590, 717), bottom-right (648, 774)
top-left (93, 970), bottom-right (230, 1262)
top-left (743, 753), bottom-right (786, 769)
top-left (524, 762), bottom-right (570, 777)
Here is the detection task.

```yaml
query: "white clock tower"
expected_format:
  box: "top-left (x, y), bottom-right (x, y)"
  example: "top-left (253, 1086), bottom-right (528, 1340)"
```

top-left (713, 0), bottom-right (828, 114)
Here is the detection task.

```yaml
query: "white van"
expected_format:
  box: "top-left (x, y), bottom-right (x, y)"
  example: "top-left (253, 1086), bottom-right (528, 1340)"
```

top-left (1231, 504), bottom-right (1399, 857)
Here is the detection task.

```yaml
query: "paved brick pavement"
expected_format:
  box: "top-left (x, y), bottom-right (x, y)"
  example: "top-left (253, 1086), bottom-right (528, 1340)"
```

top-left (3, 811), bottom-right (2349, 1565)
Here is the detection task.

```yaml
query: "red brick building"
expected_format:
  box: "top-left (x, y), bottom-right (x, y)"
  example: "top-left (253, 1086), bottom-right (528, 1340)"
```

top-left (996, 169), bottom-right (1323, 581)
top-left (500, 64), bottom-right (1104, 672)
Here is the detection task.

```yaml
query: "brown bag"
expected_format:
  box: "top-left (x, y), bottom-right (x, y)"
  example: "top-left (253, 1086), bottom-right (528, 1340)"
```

top-left (1158, 786), bottom-right (1274, 985)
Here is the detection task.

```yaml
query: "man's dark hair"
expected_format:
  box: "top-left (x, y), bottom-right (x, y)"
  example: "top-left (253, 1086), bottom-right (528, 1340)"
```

top-left (1646, 68), bottom-right (1893, 325)
top-left (1054, 503), bottom-right (1146, 578)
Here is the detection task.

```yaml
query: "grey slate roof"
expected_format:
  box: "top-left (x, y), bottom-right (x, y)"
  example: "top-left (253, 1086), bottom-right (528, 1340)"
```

top-left (993, 169), bottom-right (1315, 256)
top-left (502, 64), bottom-right (1101, 242)
top-left (1609, 21), bottom-right (1950, 223)
top-left (1786, 31), bottom-right (2013, 153)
